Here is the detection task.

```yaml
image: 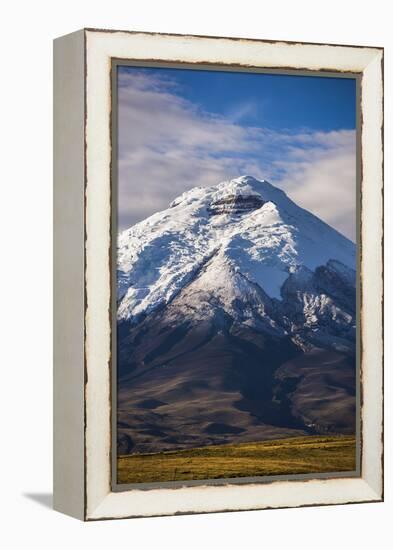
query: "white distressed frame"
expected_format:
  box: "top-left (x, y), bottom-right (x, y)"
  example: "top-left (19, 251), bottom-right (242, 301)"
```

top-left (56, 29), bottom-right (384, 521)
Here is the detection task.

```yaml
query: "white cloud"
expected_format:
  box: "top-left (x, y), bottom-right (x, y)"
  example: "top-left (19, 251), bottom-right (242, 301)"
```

top-left (118, 70), bottom-right (356, 241)
top-left (274, 130), bottom-right (356, 241)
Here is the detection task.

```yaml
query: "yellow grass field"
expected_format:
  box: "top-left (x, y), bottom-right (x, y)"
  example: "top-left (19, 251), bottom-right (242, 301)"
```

top-left (117, 434), bottom-right (356, 484)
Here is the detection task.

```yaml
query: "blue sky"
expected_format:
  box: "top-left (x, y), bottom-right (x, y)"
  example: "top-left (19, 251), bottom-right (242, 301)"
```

top-left (117, 65), bottom-right (357, 240)
top-left (133, 67), bottom-right (356, 131)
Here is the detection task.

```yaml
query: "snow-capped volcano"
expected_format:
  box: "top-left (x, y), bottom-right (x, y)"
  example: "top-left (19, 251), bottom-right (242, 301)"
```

top-left (118, 175), bottom-right (355, 322)
top-left (117, 176), bottom-right (357, 454)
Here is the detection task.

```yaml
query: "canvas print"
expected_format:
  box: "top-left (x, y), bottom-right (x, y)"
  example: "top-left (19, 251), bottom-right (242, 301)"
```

top-left (114, 65), bottom-right (358, 485)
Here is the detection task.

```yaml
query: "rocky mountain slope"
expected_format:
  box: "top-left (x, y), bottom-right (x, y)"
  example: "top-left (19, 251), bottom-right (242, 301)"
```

top-left (117, 176), bottom-right (357, 455)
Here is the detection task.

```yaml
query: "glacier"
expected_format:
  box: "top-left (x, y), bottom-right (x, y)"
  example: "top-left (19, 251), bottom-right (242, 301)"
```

top-left (117, 175), bottom-right (356, 322)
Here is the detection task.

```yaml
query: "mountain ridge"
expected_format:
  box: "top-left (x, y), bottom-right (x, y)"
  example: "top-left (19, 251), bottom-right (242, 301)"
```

top-left (116, 175), bottom-right (357, 454)
top-left (118, 175), bottom-right (355, 322)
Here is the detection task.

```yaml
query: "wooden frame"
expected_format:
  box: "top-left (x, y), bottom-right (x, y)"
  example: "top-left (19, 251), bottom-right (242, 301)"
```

top-left (53, 28), bottom-right (383, 521)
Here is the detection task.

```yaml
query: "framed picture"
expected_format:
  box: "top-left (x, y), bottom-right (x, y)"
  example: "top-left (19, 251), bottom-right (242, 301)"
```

top-left (53, 28), bottom-right (383, 520)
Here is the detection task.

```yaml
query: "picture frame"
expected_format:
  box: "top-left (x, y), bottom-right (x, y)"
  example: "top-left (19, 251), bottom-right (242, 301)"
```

top-left (53, 28), bottom-right (383, 521)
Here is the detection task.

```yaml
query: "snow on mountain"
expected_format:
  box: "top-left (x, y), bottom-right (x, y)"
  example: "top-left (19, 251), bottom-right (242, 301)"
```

top-left (158, 248), bottom-right (285, 337)
top-left (117, 175), bottom-right (356, 322)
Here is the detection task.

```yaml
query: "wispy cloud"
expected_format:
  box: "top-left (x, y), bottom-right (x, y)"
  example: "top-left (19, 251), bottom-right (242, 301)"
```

top-left (225, 100), bottom-right (261, 123)
top-left (118, 70), bottom-right (356, 241)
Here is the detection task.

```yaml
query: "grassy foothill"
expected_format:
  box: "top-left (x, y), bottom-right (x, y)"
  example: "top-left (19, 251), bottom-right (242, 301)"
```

top-left (117, 434), bottom-right (357, 484)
